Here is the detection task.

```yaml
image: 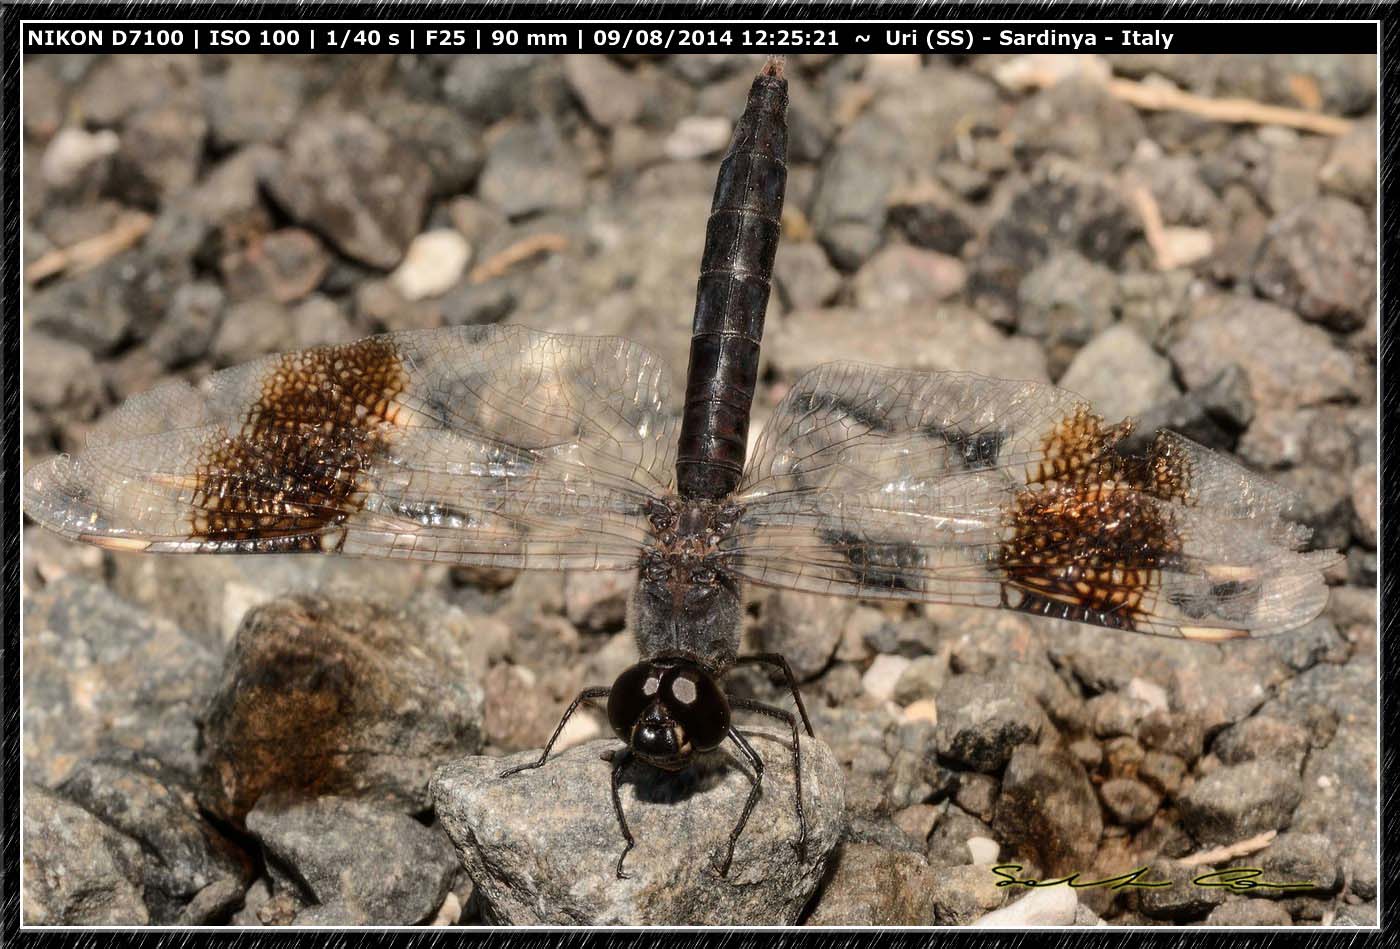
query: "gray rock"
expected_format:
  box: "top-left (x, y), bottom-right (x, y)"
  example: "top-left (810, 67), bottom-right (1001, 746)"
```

top-left (1204, 898), bottom-right (1294, 925)
top-left (1128, 363), bottom-right (1254, 454)
top-left (203, 59), bottom-right (305, 149)
top-left (565, 55), bottom-right (643, 128)
top-left (210, 299), bottom-right (294, 365)
top-left (113, 95), bottom-right (208, 204)
top-left (892, 654), bottom-right (950, 706)
top-left (23, 786), bottom-right (149, 925)
top-left (220, 228), bottom-right (330, 304)
top-left (432, 727), bottom-right (844, 924)
top-left (442, 54), bottom-right (547, 124)
top-left (478, 122), bottom-right (588, 220)
top-left (1132, 154), bottom-right (1219, 225)
top-left (373, 98), bottom-right (485, 198)
top-left (27, 255), bottom-right (138, 353)
top-left (145, 280), bottom-right (224, 368)
top-left (1237, 831), bottom-right (1342, 897)
top-left (774, 241), bottom-right (843, 311)
top-left (851, 243), bottom-right (966, 313)
top-left (972, 160), bottom-right (1137, 322)
top-left (1212, 715), bottom-right (1311, 772)
top-left (806, 843), bottom-right (937, 925)
top-left (1178, 759), bottom-right (1303, 847)
top-left (264, 113), bottom-right (431, 269)
top-left (928, 864), bottom-right (1007, 924)
top-left (926, 805), bottom-right (996, 869)
top-left (1015, 251), bottom-right (1119, 375)
top-left (811, 140), bottom-right (892, 270)
top-left (1138, 751), bottom-right (1187, 797)
top-left (1007, 76), bottom-right (1146, 168)
top-left (58, 755), bottom-right (251, 923)
top-left (1136, 858), bottom-right (1227, 921)
top-left (1170, 294), bottom-right (1358, 409)
top-left (953, 773), bottom-right (998, 824)
top-left (770, 306), bottom-right (1048, 384)
top-left (993, 747), bottom-right (1102, 876)
top-left (934, 674), bottom-right (1046, 773)
top-left (1138, 710), bottom-right (1207, 765)
top-left (887, 181), bottom-right (977, 255)
top-left (756, 588), bottom-right (850, 682)
top-left (1253, 197), bottom-right (1375, 331)
top-left (23, 577), bottom-right (221, 786)
top-left (23, 331), bottom-right (102, 418)
top-left (1351, 463), bottom-right (1377, 548)
top-left (1319, 117), bottom-right (1376, 205)
top-left (198, 594), bottom-right (484, 824)
top-left (1117, 269), bottom-right (1194, 348)
top-left (290, 294), bottom-right (358, 349)
top-left (246, 795), bottom-right (458, 925)
top-left (1099, 778), bottom-right (1161, 827)
top-left (1059, 324), bottom-right (1179, 423)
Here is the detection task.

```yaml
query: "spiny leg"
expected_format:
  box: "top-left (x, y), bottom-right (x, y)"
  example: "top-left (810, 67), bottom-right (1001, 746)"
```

top-left (609, 747), bottom-right (637, 880)
top-left (730, 697), bottom-right (807, 862)
top-left (715, 726), bottom-right (765, 877)
top-left (499, 686), bottom-right (610, 778)
top-left (733, 653), bottom-right (816, 736)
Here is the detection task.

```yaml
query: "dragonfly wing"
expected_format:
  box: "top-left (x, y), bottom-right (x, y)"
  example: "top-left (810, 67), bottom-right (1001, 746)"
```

top-left (726, 361), bottom-right (1338, 638)
top-left (24, 325), bottom-right (678, 571)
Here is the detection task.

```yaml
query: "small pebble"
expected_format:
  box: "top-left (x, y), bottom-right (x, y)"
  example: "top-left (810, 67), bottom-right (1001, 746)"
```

top-left (391, 230), bottom-right (472, 301)
top-left (862, 655), bottom-right (911, 703)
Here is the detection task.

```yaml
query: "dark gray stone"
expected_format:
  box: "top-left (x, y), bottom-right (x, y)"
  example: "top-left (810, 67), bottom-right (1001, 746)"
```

top-left (993, 746), bottom-right (1102, 876)
top-left (478, 123), bottom-right (588, 220)
top-left (811, 141), bottom-right (892, 270)
top-left (246, 795), bottom-right (458, 925)
top-left (1136, 858), bottom-right (1227, 921)
top-left (264, 114), bottom-right (432, 269)
top-left (432, 727), bottom-right (845, 924)
top-left (1059, 324), bottom-right (1178, 422)
top-left (1171, 295), bottom-right (1359, 409)
top-left (198, 594), bottom-right (484, 824)
top-left (23, 785), bottom-right (149, 924)
top-left (1006, 77), bottom-right (1146, 168)
top-left (1178, 759), bottom-right (1303, 847)
top-left (374, 98), bottom-right (485, 199)
top-left (1253, 196), bottom-right (1374, 332)
top-left (1204, 898), bottom-right (1294, 925)
top-left (1099, 778), bottom-right (1161, 827)
top-left (934, 674), bottom-right (1047, 773)
top-left (203, 60), bottom-right (305, 149)
top-left (927, 864), bottom-right (1008, 924)
top-left (58, 755), bottom-right (251, 923)
top-left (774, 241), bottom-right (843, 311)
top-left (806, 843), bottom-right (937, 925)
top-left (756, 588), bottom-right (849, 682)
top-left (24, 577), bottom-right (221, 787)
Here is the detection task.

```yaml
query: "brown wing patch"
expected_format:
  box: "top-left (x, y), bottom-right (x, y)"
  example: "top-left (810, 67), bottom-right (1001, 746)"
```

top-left (1030, 405), bottom-right (1195, 503)
top-left (1003, 408), bottom-right (1196, 632)
top-left (191, 337), bottom-right (409, 551)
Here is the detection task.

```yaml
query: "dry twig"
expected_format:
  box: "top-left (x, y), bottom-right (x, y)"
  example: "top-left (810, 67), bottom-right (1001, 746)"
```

top-left (26, 211), bottom-right (154, 284)
top-left (468, 233), bottom-right (570, 285)
top-left (1179, 829), bottom-right (1278, 868)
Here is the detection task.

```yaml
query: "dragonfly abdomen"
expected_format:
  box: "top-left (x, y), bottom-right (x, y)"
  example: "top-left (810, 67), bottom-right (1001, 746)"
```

top-left (676, 60), bottom-right (788, 501)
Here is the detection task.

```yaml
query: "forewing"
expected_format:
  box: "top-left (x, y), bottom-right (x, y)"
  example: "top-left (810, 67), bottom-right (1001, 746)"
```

top-left (726, 362), bottom-right (1337, 638)
top-left (24, 325), bottom-right (678, 570)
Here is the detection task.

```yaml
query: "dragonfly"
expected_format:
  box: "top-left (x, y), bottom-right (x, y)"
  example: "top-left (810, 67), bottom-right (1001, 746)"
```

top-left (22, 59), bottom-right (1338, 879)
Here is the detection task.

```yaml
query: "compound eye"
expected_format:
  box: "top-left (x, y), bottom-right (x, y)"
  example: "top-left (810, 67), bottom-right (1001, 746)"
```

top-left (662, 665), bottom-right (729, 752)
top-left (607, 662), bottom-right (661, 739)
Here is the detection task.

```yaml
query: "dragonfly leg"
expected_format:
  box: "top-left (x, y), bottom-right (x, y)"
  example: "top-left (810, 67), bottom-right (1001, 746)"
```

top-left (609, 747), bottom-right (637, 879)
top-left (499, 686), bottom-right (610, 778)
top-left (730, 697), bottom-right (807, 863)
top-left (732, 653), bottom-right (816, 736)
top-left (713, 726), bottom-right (765, 877)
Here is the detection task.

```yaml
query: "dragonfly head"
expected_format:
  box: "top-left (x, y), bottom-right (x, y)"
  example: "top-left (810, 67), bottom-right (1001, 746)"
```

top-left (608, 658), bottom-right (730, 771)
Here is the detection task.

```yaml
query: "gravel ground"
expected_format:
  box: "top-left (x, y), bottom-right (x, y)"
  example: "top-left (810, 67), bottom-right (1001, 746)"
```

top-left (21, 52), bottom-right (1377, 927)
